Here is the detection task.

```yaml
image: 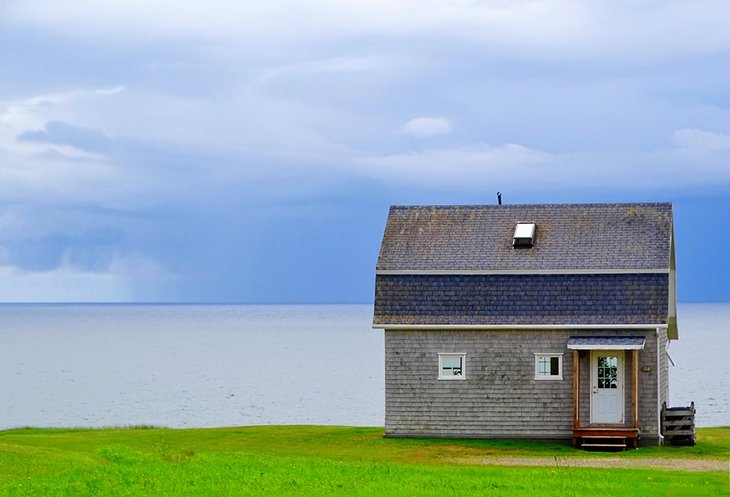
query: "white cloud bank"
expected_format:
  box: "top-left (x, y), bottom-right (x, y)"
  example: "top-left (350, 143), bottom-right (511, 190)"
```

top-left (360, 142), bottom-right (550, 186)
top-left (0, 258), bottom-right (173, 302)
top-left (359, 129), bottom-right (730, 190)
top-left (0, 265), bottom-right (133, 302)
top-left (673, 128), bottom-right (730, 152)
top-left (400, 117), bottom-right (453, 137)
top-left (7, 1), bottom-right (730, 62)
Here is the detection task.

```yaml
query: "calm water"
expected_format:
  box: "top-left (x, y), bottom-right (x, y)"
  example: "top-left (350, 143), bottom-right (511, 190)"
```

top-left (0, 303), bottom-right (727, 430)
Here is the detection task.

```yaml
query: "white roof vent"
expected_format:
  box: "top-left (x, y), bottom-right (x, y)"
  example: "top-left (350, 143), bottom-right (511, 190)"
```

top-left (513, 222), bottom-right (536, 248)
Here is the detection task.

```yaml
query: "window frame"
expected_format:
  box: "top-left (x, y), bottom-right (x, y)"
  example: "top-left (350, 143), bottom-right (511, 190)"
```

top-left (437, 353), bottom-right (467, 380)
top-left (534, 353), bottom-right (563, 380)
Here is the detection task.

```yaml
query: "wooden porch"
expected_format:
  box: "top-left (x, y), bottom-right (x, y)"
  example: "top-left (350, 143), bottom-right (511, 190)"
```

top-left (571, 349), bottom-right (641, 450)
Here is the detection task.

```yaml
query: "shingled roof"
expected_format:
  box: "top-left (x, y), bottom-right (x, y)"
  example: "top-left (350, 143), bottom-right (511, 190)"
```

top-left (373, 203), bottom-right (677, 330)
top-left (376, 203), bottom-right (673, 272)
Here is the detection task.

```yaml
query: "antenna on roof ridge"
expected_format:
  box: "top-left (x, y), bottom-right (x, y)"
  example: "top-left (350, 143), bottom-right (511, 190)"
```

top-left (497, 192), bottom-right (502, 205)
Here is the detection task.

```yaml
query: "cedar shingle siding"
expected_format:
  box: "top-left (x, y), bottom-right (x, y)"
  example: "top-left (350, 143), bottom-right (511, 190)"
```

top-left (385, 330), bottom-right (576, 439)
top-left (385, 329), bottom-right (664, 439)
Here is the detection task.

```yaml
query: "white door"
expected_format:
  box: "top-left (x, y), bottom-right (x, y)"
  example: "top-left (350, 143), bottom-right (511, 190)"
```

top-left (590, 351), bottom-right (624, 424)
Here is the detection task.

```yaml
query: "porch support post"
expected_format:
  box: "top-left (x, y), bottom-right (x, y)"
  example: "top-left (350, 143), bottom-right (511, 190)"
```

top-left (572, 350), bottom-right (580, 430)
top-left (632, 349), bottom-right (639, 429)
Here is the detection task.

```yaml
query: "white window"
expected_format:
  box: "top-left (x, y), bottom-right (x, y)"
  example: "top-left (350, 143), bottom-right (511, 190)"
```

top-left (438, 353), bottom-right (466, 380)
top-left (534, 353), bottom-right (563, 380)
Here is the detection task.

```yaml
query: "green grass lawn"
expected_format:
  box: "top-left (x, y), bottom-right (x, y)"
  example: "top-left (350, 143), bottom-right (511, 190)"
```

top-left (0, 426), bottom-right (727, 496)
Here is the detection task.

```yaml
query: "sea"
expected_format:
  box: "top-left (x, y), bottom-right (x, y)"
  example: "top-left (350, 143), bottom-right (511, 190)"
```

top-left (0, 303), bottom-right (727, 430)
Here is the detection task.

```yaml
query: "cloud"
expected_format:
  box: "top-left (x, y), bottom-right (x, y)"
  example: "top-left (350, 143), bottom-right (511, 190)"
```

top-left (359, 142), bottom-right (550, 186)
top-left (0, 251), bottom-right (172, 302)
top-left (7, 1), bottom-right (730, 62)
top-left (400, 117), bottom-right (453, 137)
top-left (259, 56), bottom-right (380, 85)
top-left (0, 201), bottom-right (173, 301)
top-left (358, 131), bottom-right (730, 190)
top-left (672, 128), bottom-right (730, 152)
top-left (0, 87), bottom-right (125, 157)
top-left (0, 265), bottom-right (135, 302)
top-left (5, 229), bottom-right (123, 273)
top-left (3, 1), bottom-right (730, 303)
top-left (17, 121), bottom-right (112, 154)
top-left (95, 86), bottom-right (125, 95)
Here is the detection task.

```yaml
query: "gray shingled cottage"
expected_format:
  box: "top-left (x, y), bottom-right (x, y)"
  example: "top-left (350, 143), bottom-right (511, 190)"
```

top-left (372, 203), bottom-right (677, 447)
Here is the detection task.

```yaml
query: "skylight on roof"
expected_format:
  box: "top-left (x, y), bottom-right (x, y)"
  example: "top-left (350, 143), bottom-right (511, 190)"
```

top-left (513, 222), bottom-right (536, 248)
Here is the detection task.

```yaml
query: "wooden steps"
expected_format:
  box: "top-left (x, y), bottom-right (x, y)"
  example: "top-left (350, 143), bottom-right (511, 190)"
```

top-left (579, 435), bottom-right (627, 450)
top-left (572, 428), bottom-right (639, 451)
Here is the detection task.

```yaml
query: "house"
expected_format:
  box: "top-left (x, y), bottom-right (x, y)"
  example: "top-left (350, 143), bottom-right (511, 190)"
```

top-left (372, 203), bottom-right (677, 447)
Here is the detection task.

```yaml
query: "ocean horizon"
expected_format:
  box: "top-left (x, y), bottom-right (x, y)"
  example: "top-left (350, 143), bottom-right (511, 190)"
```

top-left (1, 302), bottom-right (727, 430)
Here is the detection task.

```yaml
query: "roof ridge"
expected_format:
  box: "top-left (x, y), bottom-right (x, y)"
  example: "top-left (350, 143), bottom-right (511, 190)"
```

top-left (390, 202), bottom-right (672, 209)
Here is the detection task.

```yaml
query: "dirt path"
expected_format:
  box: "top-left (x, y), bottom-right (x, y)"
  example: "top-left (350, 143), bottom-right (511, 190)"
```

top-left (456, 456), bottom-right (729, 472)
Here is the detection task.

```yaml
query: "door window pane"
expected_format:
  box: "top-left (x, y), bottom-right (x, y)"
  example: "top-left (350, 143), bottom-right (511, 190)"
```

top-left (597, 355), bottom-right (618, 389)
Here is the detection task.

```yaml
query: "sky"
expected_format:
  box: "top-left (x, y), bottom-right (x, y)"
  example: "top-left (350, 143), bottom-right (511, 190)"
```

top-left (1, 1), bottom-right (729, 303)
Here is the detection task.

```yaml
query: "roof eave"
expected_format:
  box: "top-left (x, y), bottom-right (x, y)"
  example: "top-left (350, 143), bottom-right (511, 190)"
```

top-left (372, 323), bottom-right (668, 330)
top-left (375, 269), bottom-right (670, 275)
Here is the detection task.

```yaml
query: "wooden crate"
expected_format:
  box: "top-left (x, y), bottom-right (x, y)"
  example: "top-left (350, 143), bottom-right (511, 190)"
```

top-left (661, 401), bottom-right (696, 446)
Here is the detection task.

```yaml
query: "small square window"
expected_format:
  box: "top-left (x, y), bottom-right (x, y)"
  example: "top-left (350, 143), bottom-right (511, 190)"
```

top-left (534, 353), bottom-right (563, 380)
top-left (438, 353), bottom-right (466, 380)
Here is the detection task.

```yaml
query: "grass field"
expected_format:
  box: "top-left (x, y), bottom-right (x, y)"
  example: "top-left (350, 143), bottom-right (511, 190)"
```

top-left (0, 425), bottom-right (727, 496)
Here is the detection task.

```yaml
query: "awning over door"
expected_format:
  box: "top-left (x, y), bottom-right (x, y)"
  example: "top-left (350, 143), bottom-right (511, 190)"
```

top-left (567, 336), bottom-right (646, 350)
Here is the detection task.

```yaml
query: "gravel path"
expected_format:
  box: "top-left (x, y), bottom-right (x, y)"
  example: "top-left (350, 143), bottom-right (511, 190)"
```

top-left (457, 456), bottom-right (729, 472)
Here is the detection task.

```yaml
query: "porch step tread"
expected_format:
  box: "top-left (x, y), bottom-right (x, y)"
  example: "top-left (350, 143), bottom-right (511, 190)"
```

top-left (581, 435), bottom-right (627, 439)
top-left (581, 443), bottom-right (627, 448)
top-left (574, 427), bottom-right (639, 431)
top-left (573, 432), bottom-right (639, 437)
